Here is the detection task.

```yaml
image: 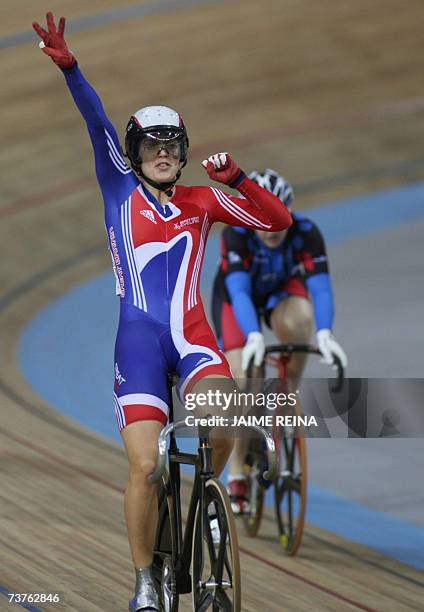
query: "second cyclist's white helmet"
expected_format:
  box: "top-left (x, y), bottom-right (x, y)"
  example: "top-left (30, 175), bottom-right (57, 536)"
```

top-left (248, 169), bottom-right (294, 207)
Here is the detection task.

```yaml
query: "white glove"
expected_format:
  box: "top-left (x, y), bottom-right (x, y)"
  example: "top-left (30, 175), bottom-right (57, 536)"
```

top-left (316, 329), bottom-right (348, 369)
top-left (242, 332), bottom-right (266, 371)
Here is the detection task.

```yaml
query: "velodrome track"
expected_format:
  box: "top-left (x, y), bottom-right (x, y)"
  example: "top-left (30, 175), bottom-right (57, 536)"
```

top-left (1, 1), bottom-right (424, 610)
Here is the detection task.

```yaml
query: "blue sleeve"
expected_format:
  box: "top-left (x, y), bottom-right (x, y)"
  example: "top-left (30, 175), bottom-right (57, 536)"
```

top-left (306, 272), bottom-right (334, 331)
top-left (225, 271), bottom-right (260, 338)
top-left (62, 64), bottom-right (137, 207)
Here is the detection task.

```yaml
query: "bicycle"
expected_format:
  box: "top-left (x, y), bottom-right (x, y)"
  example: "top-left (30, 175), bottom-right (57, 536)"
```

top-left (242, 343), bottom-right (344, 556)
top-left (149, 376), bottom-right (276, 611)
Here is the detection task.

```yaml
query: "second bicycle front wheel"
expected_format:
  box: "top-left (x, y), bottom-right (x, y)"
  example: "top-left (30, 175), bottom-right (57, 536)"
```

top-left (274, 428), bottom-right (307, 556)
top-left (243, 437), bottom-right (266, 537)
top-left (192, 478), bottom-right (241, 611)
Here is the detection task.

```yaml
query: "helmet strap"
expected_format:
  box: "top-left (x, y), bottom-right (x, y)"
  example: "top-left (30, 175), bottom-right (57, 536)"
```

top-left (138, 167), bottom-right (181, 198)
top-left (136, 156), bottom-right (187, 198)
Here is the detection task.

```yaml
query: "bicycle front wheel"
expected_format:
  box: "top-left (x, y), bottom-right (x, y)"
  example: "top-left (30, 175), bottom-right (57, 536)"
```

top-left (152, 481), bottom-right (179, 611)
top-left (192, 478), bottom-right (241, 611)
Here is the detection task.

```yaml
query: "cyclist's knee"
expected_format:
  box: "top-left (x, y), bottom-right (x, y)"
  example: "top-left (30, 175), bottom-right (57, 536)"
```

top-left (287, 315), bottom-right (312, 340)
top-left (129, 457), bottom-right (157, 482)
top-left (272, 298), bottom-right (313, 341)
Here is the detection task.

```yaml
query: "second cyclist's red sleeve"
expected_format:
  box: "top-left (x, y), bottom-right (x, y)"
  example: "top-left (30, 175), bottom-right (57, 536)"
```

top-left (206, 175), bottom-right (292, 231)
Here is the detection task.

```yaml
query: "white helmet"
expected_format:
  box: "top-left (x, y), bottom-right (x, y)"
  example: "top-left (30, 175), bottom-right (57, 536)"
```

top-left (248, 169), bottom-right (294, 207)
top-left (125, 105), bottom-right (189, 174)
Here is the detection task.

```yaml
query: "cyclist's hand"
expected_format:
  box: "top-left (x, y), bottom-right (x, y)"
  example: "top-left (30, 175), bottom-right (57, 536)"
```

top-left (202, 153), bottom-right (243, 186)
top-left (32, 11), bottom-right (76, 69)
top-left (316, 329), bottom-right (348, 369)
top-left (242, 331), bottom-right (266, 371)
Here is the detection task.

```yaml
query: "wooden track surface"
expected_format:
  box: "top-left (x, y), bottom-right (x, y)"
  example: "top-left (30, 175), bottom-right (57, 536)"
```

top-left (1, 417), bottom-right (423, 612)
top-left (1, 0), bottom-right (424, 610)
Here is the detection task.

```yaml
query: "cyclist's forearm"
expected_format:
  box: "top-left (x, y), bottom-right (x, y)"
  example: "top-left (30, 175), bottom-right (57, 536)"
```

top-left (225, 272), bottom-right (260, 337)
top-left (236, 176), bottom-right (293, 231)
top-left (62, 62), bottom-right (135, 198)
top-left (231, 292), bottom-right (261, 337)
top-left (211, 178), bottom-right (292, 231)
top-left (62, 63), bottom-right (110, 128)
top-left (306, 273), bottom-right (335, 331)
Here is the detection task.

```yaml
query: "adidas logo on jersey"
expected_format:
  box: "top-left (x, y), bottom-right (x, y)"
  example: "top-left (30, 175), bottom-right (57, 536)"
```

top-left (140, 209), bottom-right (157, 224)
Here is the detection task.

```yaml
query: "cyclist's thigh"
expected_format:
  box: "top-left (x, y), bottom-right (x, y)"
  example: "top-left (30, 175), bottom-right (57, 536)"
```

top-left (214, 296), bottom-right (245, 353)
top-left (213, 297), bottom-right (246, 380)
top-left (175, 305), bottom-right (233, 398)
top-left (114, 310), bottom-right (170, 432)
top-left (225, 348), bottom-right (244, 381)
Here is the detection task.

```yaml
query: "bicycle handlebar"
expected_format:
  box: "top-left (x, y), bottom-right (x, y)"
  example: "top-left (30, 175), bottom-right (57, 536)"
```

top-left (148, 419), bottom-right (277, 484)
top-left (263, 343), bottom-right (345, 393)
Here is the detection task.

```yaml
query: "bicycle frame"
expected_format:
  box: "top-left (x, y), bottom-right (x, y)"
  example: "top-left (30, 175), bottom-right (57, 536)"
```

top-left (165, 426), bottom-right (215, 594)
top-left (151, 379), bottom-right (277, 596)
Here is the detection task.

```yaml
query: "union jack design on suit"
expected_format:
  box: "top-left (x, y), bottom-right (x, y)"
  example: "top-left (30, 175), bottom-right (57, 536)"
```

top-left (64, 64), bottom-right (291, 430)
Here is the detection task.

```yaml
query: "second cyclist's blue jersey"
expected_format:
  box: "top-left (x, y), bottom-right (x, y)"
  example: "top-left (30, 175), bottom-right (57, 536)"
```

top-left (213, 213), bottom-right (335, 335)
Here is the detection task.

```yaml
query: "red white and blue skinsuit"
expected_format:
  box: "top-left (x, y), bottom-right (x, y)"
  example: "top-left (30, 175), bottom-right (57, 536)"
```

top-left (63, 64), bottom-right (292, 431)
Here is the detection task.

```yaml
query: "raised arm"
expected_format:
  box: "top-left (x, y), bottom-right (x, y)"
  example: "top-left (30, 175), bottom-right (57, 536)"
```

top-left (32, 12), bottom-right (137, 206)
top-left (203, 153), bottom-right (292, 230)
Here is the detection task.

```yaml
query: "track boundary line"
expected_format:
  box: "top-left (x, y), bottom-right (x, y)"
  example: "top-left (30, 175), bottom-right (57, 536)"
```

top-left (3, 152), bottom-right (424, 221)
top-left (0, 177), bottom-right (95, 219)
top-left (0, 0), bottom-right (223, 50)
top-left (0, 368), bottom-right (123, 458)
top-left (305, 531), bottom-right (424, 589)
top-left (258, 507), bottom-right (424, 589)
top-left (238, 548), bottom-right (379, 612)
top-left (0, 243), bottom-right (104, 312)
top-left (0, 425), bottom-right (124, 493)
top-left (0, 241), bottom-right (126, 457)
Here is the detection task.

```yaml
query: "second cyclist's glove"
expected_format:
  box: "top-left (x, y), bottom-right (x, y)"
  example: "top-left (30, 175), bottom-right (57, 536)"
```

top-left (242, 332), bottom-right (266, 371)
top-left (316, 329), bottom-right (348, 370)
top-left (32, 11), bottom-right (75, 69)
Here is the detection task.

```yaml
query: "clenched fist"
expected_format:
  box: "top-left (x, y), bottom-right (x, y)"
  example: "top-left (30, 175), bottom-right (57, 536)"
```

top-left (202, 152), bottom-right (244, 187)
